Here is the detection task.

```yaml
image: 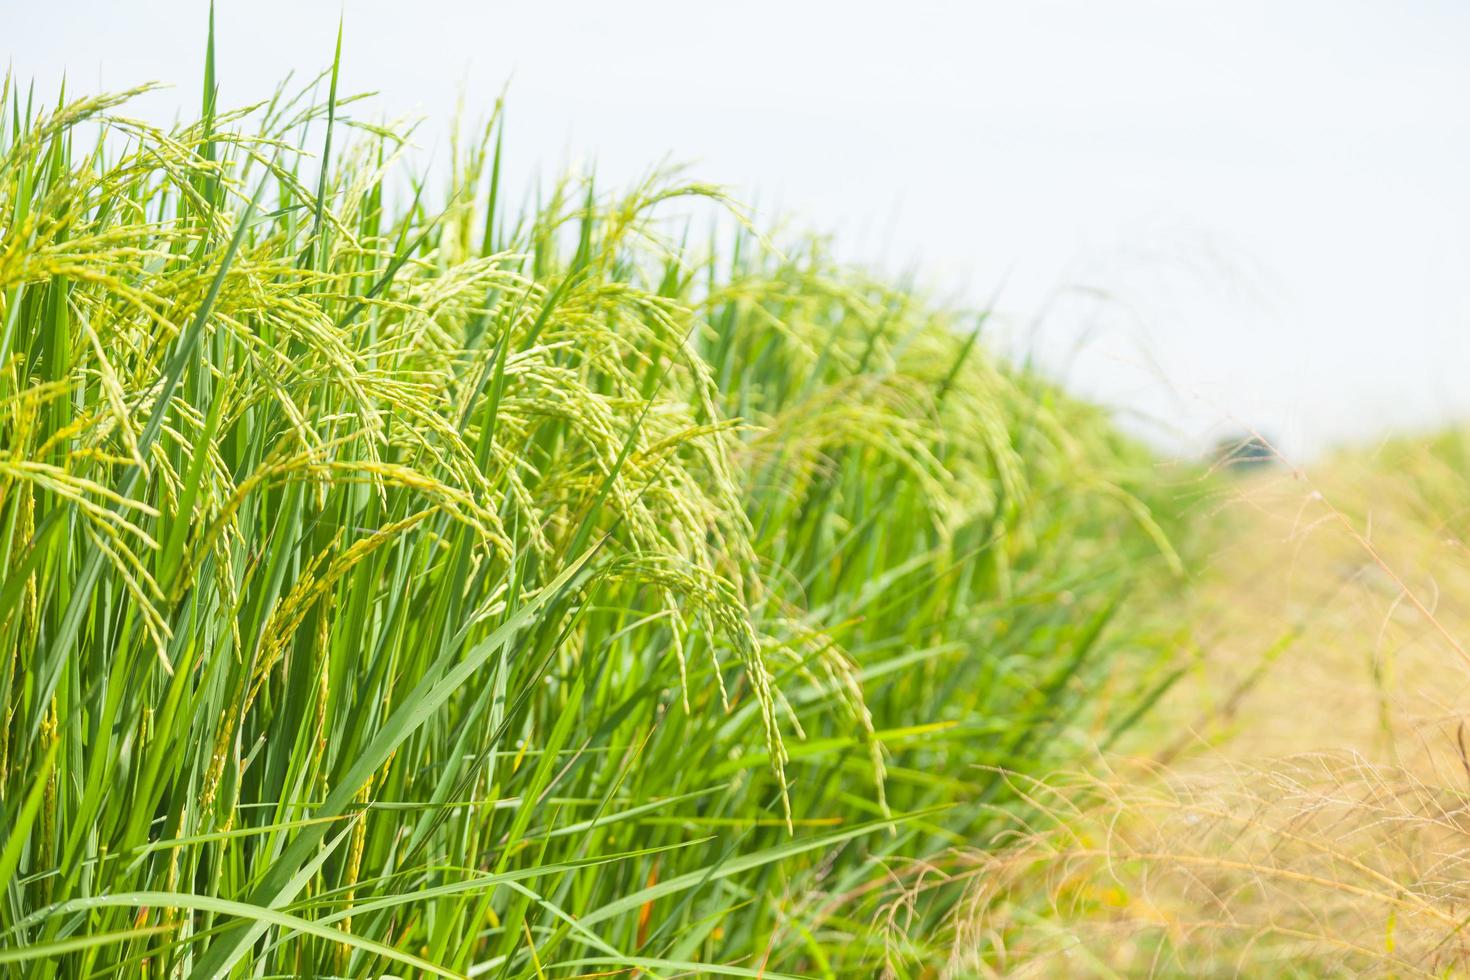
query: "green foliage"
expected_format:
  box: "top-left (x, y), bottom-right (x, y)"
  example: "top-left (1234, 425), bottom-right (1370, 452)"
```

top-left (0, 29), bottom-right (1187, 978)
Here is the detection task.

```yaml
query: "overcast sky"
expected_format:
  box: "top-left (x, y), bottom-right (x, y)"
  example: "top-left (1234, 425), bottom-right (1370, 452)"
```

top-left (9, 0), bottom-right (1470, 459)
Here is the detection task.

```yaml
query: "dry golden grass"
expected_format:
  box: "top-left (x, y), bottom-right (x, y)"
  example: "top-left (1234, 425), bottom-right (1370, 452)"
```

top-left (1161, 444), bottom-right (1470, 771)
top-left (942, 756), bottom-right (1470, 976)
top-left (940, 432), bottom-right (1470, 976)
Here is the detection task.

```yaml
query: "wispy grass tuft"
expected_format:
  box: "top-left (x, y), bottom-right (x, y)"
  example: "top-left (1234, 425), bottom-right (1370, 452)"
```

top-left (939, 427), bottom-right (1470, 977)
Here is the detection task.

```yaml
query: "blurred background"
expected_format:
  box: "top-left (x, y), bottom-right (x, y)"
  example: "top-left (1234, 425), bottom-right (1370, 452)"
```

top-left (10, 0), bottom-right (1470, 459)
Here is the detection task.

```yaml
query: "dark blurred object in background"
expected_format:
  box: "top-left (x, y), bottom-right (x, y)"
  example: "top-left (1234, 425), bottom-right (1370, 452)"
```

top-left (1212, 433), bottom-right (1278, 472)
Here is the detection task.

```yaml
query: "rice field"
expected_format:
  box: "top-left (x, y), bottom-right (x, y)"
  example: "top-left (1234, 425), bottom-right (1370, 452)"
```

top-left (0, 24), bottom-right (1198, 980)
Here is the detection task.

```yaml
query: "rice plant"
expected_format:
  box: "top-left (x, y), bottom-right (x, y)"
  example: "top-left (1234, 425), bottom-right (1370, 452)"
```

top-left (0, 20), bottom-right (1187, 978)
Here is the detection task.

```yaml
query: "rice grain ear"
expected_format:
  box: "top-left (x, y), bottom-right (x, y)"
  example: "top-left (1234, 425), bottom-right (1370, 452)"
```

top-left (0, 35), bottom-right (1187, 977)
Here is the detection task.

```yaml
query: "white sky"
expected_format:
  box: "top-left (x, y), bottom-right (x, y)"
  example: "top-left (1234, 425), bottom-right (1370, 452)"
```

top-left (9, 0), bottom-right (1470, 459)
